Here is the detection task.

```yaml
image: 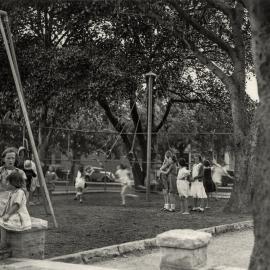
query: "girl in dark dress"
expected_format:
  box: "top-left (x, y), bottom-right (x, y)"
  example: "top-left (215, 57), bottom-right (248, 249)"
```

top-left (203, 160), bottom-right (216, 209)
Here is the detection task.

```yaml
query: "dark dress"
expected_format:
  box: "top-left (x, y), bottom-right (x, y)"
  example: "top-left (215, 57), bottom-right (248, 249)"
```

top-left (203, 167), bottom-right (216, 193)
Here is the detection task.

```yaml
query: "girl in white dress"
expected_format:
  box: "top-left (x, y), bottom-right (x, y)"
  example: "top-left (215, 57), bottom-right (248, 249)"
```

top-left (190, 155), bottom-right (207, 212)
top-left (176, 158), bottom-right (190, 214)
top-left (115, 164), bottom-right (138, 206)
top-left (0, 171), bottom-right (31, 249)
top-left (74, 166), bottom-right (86, 204)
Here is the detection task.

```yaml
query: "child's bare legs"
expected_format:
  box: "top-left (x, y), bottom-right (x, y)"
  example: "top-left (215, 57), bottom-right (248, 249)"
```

top-left (199, 198), bottom-right (206, 212)
top-left (162, 189), bottom-right (169, 210)
top-left (206, 193), bottom-right (210, 208)
top-left (161, 174), bottom-right (170, 210)
top-left (33, 187), bottom-right (41, 204)
top-left (75, 188), bottom-right (83, 203)
top-left (49, 190), bottom-right (53, 201)
top-left (169, 193), bottom-right (176, 212)
top-left (192, 197), bottom-right (198, 210)
top-left (179, 197), bottom-right (184, 213)
top-left (121, 185), bottom-right (128, 205)
top-left (182, 197), bottom-right (190, 214)
top-left (0, 228), bottom-right (7, 249)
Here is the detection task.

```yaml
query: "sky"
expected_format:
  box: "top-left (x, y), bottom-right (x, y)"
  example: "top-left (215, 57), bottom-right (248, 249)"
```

top-left (246, 76), bottom-right (259, 101)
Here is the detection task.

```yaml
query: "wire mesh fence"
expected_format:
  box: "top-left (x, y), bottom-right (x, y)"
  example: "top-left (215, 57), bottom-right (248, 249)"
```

top-left (0, 123), bottom-right (234, 191)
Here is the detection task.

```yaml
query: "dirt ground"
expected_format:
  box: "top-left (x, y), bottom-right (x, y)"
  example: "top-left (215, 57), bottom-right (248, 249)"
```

top-left (28, 192), bottom-right (251, 258)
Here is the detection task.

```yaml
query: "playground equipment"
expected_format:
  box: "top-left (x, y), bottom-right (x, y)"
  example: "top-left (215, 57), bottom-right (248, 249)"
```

top-left (0, 10), bottom-right (58, 227)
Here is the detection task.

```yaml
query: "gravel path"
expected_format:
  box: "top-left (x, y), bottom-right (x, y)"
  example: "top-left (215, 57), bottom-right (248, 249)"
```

top-left (92, 230), bottom-right (254, 270)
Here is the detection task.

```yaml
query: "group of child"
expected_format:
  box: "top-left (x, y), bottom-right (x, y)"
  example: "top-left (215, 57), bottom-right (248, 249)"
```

top-left (73, 163), bottom-right (138, 206)
top-left (159, 150), bottom-right (226, 214)
top-left (0, 147), bottom-right (60, 249)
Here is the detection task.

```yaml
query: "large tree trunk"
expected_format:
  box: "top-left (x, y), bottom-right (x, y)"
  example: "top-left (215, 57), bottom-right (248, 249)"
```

top-left (248, 1), bottom-right (270, 268)
top-left (224, 116), bottom-right (258, 213)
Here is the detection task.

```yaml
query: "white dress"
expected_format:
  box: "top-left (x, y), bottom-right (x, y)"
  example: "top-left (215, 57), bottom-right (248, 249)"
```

top-left (75, 171), bottom-right (85, 190)
top-left (190, 163), bottom-right (207, 199)
top-left (0, 189), bottom-right (31, 231)
top-left (115, 169), bottom-right (132, 185)
top-left (176, 167), bottom-right (190, 198)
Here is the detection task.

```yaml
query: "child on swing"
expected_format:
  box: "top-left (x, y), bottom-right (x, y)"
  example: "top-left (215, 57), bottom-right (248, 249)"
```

top-left (0, 171), bottom-right (31, 249)
top-left (115, 164), bottom-right (138, 206)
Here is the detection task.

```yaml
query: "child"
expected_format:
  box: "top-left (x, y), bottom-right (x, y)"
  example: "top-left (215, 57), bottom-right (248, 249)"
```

top-left (0, 171), bottom-right (31, 249)
top-left (45, 165), bottom-right (57, 197)
top-left (115, 164), bottom-right (138, 206)
top-left (159, 150), bottom-right (173, 177)
top-left (23, 160), bottom-right (37, 205)
top-left (74, 166), bottom-right (85, 203)
top-left (190, 155), bottom-right (207, 212)
top-left (0, 148), bottom-right (27, 216)
top-left (203, 160), bottom-right (216, 208)
top-left (159, 150), bottom-right (173, 211)
top-left (176, 158), bottom-right (191, 214)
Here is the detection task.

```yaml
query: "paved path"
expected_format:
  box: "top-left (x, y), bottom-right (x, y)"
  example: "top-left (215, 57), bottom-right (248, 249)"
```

top-left (91, 230), bottom-right (254, 270)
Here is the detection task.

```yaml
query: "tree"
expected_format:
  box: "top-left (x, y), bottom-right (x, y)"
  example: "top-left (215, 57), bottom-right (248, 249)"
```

top-left (142, 0), bottom-right (256, 212)
top-left (247, 0), bottom-right (270, 268)
top-left (0, 0), bottom-right (235, 187)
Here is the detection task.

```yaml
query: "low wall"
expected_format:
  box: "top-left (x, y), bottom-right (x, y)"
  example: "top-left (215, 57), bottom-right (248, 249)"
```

top-left (49, 220), bottom-right (253, 264)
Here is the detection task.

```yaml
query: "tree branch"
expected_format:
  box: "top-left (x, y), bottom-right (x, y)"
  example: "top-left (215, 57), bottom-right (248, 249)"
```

top-left (181, 35), bottom-right (229, 84)
top-left (97, 95), bottom-right (132, 150)
top-left (154, 99), bottom-right (173, 133)
top-left (167, 0), bottom-right (234, 58)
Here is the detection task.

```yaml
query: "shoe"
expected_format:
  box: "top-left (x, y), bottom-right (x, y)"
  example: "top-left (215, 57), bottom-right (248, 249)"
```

top-left (74, 197), bottom-right (78, 201)
top-left (169, 209), bottom-right (176, 212)
top-left (79, 200), bottom-right (83, 204)
top-left (205, 206), bottom-right (210, 209)
top-left (191, 207), bottom-right (198, 211)
top-left (182, 212), bottom-right (190, 215)
top-left (198, 207), bottom-right (205, 212)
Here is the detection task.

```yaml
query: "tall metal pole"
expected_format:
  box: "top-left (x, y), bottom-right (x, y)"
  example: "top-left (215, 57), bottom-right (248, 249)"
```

top-left (145, 72), bottom-right (156, 201)
top-left (0, 15), bottom-right (58, 227)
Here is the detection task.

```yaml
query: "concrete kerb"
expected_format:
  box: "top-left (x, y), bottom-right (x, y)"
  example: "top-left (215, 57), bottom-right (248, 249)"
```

top-left (49, 220), bottom-right (253, 264)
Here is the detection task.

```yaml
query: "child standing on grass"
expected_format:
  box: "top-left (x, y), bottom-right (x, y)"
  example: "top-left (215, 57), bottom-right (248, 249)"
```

top-left (0, 172), bottom-right (31, 249)
top-left (203, 160), bottom-right (216, 208)
top-left (159, 150), bottom-right (174, 211)
top-left (23, 160), bottom-right (37, 205)
top-left (115, 164), bottom-right (138, 206)
top-left (190, 155), bottom-right (207, 212)
top-left (176, 158), bottom-right (191, 214)
top-left (74, 166), bottom-right (85, 204)
top-left (45, 165), bottom-right (57, 197)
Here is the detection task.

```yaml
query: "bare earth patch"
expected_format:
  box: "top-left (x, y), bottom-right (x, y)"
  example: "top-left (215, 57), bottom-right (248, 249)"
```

top-left (28, 192), bottom-right (251, 258)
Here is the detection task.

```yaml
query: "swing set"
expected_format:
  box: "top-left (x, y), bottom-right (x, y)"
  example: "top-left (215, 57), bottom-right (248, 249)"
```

top-left (0, 11), bottom-right (58, 227)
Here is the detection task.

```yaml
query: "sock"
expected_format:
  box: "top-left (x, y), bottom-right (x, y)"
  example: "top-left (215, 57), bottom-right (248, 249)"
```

top-left (165, 203), bottom-right (169, 209)
top-left (171, 204), bottom-right (175, 210)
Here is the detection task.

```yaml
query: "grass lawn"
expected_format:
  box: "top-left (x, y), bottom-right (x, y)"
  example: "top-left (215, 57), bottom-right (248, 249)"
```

top-left (29, 192), bottom-right (252, 258)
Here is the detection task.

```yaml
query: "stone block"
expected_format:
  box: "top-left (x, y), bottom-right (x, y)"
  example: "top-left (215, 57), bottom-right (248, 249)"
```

top-left (6, 217), bottom-right (48, 259)
top-left (157, 229), bottom-right (211, 270)
top-left (157, 229), bottom-right (211, 250)
top-left (160, 246), bottom-right (208, 270)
